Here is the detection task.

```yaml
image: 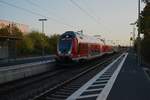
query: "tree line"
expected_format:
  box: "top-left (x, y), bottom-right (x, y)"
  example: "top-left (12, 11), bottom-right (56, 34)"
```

top-left (17, 31), bottom-right (59, 56)
top-left (135, 1), bottom-right (150, 63)
top-left (0, 24), bottom-right (59, 57)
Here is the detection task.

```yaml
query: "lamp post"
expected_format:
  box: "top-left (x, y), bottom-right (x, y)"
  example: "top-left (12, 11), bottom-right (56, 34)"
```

top-left (38, 18), bottom-right (47, 34)
top-left (38, 18), bottom-right (47, 56)
top-left (130, 21), bottom-right (136, 44)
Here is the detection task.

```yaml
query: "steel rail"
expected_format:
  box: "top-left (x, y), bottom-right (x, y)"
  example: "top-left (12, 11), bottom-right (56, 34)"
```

top-left (31, 53), bottom-right (120, 100)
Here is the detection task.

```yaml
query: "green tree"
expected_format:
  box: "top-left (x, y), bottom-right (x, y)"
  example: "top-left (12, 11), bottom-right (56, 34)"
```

top-left (0, 25), bottom-right (10, 36)
top-left (17, 35), bottom-right (34, 55)
top-left (11, 25), bottom-right (23, 37)
top-left (141, 36), bottom-right (150, 62)
top-left (133, 38), bottom-right (138, 52)
top-left (0, 24), bottom-right (23, 38)
top-left (28, 31), bottom-right (49, 55)
top-left (48, 34), bottom-right (60, 54)
top-left (140, 3), bottom-right (150, 37)
top-left (142, 0), bottom-right (150, 4)
top-left (139, 3), bottom-right (150, 63)
top-left (17, 31), bottom-right (60, 56)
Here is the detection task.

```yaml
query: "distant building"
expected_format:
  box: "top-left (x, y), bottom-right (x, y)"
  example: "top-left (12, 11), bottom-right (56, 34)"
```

top-left (0, 19), bottom-right (29, 33)
top-left (0, 36), bottom-right (19, 60)
top-left (0, 19), bottom-right (28, 59)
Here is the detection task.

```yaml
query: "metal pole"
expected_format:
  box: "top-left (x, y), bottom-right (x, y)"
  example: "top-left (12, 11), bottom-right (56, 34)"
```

top-left (42, 21), bottom-right (44, 34)
top-left (137, 0), bottom-right (141, 65)
top-left (133, 27), bottom-right (136, 41)
top-left (138, 0), bottom-right (140, 38)
top-left (38, 18), bottom-right (47, 56)
top-left (41, 21), bottom-right (44, 56)
top-left (130, 21), bottom-right (137, 49)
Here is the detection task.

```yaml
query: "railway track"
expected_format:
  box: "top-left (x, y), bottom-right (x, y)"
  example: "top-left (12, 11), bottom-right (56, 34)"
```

top-left (31, 53), bottom-right (121, 100)
top-left (0, 52), bottom-right (121, 100)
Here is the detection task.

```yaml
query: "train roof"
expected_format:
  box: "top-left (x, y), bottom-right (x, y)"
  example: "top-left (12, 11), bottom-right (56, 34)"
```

top-left (61, 31), bottom-right (104, 44)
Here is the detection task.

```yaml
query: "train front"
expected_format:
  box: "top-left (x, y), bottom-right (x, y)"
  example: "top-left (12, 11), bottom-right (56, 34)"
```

top-left (56, 31), bottom-right (78, 64)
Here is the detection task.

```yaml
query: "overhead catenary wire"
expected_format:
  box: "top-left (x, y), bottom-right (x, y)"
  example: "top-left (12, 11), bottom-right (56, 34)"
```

top-left (25, 0), bottom-right (62, 19)
top-left (81, 0), bottom-right (112, 33)
top-left (69, 0), bottom-right (105, 35)
top-left (25, 0), bottom-right (83, 31)
top-left (0, 0), bottom-right (47, 18)
top-left (70, 0), bottom-right (112, 35)
top-left (25, 0), bottom-right (40, 8)
top-left (70, 0), bottom-right (101, 25)
top-left (0, 0), bottom-right (78, 29)
top-left (80, 0), bottom-right (101, 23)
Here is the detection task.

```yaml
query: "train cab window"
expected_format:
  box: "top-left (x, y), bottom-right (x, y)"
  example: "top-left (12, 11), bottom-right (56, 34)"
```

top-left (59, 39), bottom-right (72, 53)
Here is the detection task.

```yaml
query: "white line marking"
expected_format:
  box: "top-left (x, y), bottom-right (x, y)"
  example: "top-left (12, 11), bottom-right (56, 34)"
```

top-left (143, 68), bottom-right (150, 81)
top-left (66, 53), bottom-right (125, 100)
top-left (96, 53), bottom-right (128, 100)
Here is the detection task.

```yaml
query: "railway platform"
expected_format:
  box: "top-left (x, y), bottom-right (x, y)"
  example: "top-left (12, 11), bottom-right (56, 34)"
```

top-left (67, 50), bottom-right (150, 100)
top-left (0, 56), bottom-right (55, 85)
top-left (107, 51), bottom-right (150, 100)
top-left (0, 55), bottom-right (55, 67)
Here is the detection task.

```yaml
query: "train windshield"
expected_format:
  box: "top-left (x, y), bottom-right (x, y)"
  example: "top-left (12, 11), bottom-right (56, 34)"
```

top-left (59, 39), bottom-right (72, 54)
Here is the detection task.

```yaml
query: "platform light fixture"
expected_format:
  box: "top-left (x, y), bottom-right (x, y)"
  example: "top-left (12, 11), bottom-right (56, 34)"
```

top-left (38, 18), bottom-right (47, 56)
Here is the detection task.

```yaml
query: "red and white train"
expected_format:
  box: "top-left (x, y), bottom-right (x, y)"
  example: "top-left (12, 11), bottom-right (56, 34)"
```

top-left (56, 31), bottom-right (115, 64)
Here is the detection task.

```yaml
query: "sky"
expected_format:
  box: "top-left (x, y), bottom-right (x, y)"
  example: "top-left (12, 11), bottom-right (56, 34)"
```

top-left (0, 0), bottom-right (145, 46)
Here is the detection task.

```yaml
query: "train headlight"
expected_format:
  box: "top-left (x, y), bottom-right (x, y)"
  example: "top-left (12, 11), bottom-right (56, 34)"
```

top-left (58, 51), bottom-right (61, 54)
top-left (68, 51), bottom-right (71, 54)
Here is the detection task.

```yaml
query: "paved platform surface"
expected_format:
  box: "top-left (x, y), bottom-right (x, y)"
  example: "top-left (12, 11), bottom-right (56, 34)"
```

top-left (107, 51), bottom-right (150, 100)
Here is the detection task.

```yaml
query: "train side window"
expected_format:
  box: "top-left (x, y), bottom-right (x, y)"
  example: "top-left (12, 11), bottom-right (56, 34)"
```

top-left (78, 43), bottom-right (89, 52)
